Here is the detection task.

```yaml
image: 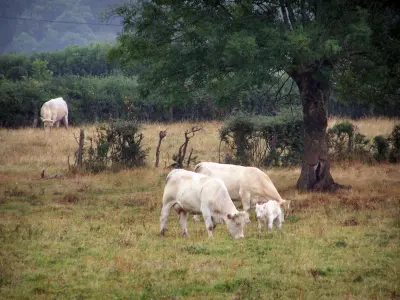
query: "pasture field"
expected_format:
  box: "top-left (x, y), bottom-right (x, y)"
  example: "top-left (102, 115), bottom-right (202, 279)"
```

top-left (0, 118), bottom-right (399, 299)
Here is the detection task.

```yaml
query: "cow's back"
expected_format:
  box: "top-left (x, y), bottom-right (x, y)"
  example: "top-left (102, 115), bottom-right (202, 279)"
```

top-left (163, 169), bottom-right (209, 212)
top-left (195, 162), bottom-right (283, 203)
top-left (195, 162), bottom-right (245, 199)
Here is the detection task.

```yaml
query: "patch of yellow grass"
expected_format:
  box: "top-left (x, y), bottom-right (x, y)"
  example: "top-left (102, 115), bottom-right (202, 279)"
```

top-left (1, 117), bottom-right (397, 176)
top-left (329, 117), bottom-right (399, 138)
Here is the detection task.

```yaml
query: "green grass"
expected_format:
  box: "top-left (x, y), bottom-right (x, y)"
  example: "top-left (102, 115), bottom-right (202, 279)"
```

top-left (0, 170), bottom-right (399, 300)
top-left (0, 121), bottom-right (399, 299)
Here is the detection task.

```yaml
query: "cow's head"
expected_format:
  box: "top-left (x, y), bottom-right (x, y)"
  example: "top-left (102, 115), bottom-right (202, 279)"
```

top-left (41, 118), bottom-right (54, 131)
top-left (226, 211), bottom-right (248, 239)
top-left (280, 199), bottom-right (291, 216)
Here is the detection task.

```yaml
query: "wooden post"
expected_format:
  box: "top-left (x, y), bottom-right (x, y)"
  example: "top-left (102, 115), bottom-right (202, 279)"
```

top-left (77, 129), bottom-right (85, 168)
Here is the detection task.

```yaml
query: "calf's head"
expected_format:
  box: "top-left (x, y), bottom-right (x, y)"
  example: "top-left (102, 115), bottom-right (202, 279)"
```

top-left (255, 203), bottom-right (268, 219)
top-left (226, 211), bottom-right (248, 239)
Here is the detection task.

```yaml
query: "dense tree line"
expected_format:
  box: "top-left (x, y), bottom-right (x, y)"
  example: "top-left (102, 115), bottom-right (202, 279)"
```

top-left (0, 41), bottom-right (398, 129)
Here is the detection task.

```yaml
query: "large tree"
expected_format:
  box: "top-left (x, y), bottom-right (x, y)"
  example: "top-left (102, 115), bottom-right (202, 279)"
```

top-left (109, 0), bottom-right (399, 191)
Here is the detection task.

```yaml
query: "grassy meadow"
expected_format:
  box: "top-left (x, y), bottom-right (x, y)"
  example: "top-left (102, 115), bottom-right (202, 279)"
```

top-left (0, 118), bottom-right (399, 299)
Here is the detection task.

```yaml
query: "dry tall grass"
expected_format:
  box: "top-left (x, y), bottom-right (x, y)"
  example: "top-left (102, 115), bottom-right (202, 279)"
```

top-left (0, 118), bottom-right (399, 299)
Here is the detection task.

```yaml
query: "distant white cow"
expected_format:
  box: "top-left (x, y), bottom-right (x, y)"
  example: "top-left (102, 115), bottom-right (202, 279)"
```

top-left (255, 201), bottom-right (284, 232)
top-left (194, 162), bottom-right (291, 212)
top-left (160, 169), bottom-right (249, 239)
top-left (40, 97), bottom-right (68, 130)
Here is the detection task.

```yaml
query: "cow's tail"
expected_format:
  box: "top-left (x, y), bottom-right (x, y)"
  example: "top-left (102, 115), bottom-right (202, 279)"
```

top-left (194, 162), bottom-right (203, 173)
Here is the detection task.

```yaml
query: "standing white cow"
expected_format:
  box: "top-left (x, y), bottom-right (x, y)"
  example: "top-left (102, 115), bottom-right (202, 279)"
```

top-left (194, 162), bottom-right (291, 212)
top-left (160, 169), bottom-right (249, 239)
top-left (40, 97), bottom-right (69, 130)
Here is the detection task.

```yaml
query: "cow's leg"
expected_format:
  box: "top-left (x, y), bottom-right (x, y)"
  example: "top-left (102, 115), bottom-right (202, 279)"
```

top-left (257, 218), bottom-right (263, 233)
top-left (201, 207), bottom-right (214, 238)
top-left (55, 121), bottom-right (60, 128)
top-left (63, 115), bottom-right (68, 129)
top-left (179, 211), bottom-right (189, 236)
top-left (277, 214), bottom-right (283, 230)
top-left (239, 189), bottom-right (252, 213)
top-left (160, 202), bottom-right (174, 236)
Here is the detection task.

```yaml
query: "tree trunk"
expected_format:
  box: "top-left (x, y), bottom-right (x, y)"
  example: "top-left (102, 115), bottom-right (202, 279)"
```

top-left (290, 69), bottom-right (343, 191)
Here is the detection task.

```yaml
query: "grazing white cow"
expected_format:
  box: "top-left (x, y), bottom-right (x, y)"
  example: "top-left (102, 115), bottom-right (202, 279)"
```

top-left (255, 201), bottom-right (284, 232)
top-left (194, 162), bottom-right (291, 212)
top-left (40, 97), bottom-right (68, 130)
top-left (160, 169), bottom-right (249, 238)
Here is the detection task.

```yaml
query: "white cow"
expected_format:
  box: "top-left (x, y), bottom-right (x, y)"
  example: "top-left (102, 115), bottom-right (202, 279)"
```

top-left (194, 162), bottom-right (291, 212)
top-left (40, 97), bottom-right (69, 130)
top-left (255, 201), bottom-right (284, 232)
top-left (160, 169), bottom-right (249, 239)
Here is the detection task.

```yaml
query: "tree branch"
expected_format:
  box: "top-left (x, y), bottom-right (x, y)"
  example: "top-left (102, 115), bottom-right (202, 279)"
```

top-left (286, 0), bottom-right (297, 27)
top-left (279, 0), bottom-right (292, 31)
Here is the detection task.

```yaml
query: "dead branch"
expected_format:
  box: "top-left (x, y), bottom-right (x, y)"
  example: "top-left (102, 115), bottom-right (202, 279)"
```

top-left (155, 129), bottom-right (167, 168)
top-left (171, 126), bottom-right (202, 168)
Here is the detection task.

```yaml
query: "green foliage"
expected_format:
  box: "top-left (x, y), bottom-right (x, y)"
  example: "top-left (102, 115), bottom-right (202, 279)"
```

top-left (372, 136), bottom-right (389, 162)
top-left (328, 121), bottom-right (371, 161)
top-left (109, 0), bottom-right (399, 113)
top-left (220, 108), bottom-right (303, 167)
top-left (6, 66), bottom-right (27, 81)
top-left (83, 120), bottom-right (148, 173)
top-left (31, 59), bottom-right (52, 81)
top-left (328, 121), bottom-right (356, 160)
top-left (0, 43), bottom-right (120, 78)
top-left (388, 125), bottom-right (400, 163)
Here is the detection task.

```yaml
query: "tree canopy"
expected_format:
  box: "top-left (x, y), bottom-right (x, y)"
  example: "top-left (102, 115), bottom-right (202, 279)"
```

top-left (110, 0), bottom-right (400, 190)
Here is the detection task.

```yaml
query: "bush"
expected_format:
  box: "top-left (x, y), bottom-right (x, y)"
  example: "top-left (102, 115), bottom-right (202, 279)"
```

top-left (388, 124), bottom-right (400, 163)
top-left (219, 108), bottom-right (303, 167)
top-left (82, 120), bottom-right (148, 173)
top-left (372, 135), bottom-right (389, 162)
top-left (328, 121), bottom-right (371, 161)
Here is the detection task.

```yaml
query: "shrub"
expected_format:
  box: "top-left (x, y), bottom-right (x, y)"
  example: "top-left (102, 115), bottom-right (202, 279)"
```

top-left (82, 120), bottom-right (148, 173)
top-left (372, 135), bottom-right (389, 162)
top-left (219, 108), bottom-right (303, 167)
top-left (328, 121), bottom-right (371, 161)
top-left (388, 124), bottom-right (400, 163)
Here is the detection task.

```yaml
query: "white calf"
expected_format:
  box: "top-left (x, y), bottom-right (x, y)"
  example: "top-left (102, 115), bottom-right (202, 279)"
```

top-left (255, 200), bottom-right (284, 232)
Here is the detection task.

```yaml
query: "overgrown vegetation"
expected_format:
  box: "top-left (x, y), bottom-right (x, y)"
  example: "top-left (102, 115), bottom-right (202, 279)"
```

top-left (76, 120), bottom-right (148, 173)
top-left (221, 116), bottom-right (400, 167)
top-left (220, 109), bottom-right (303, 167)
